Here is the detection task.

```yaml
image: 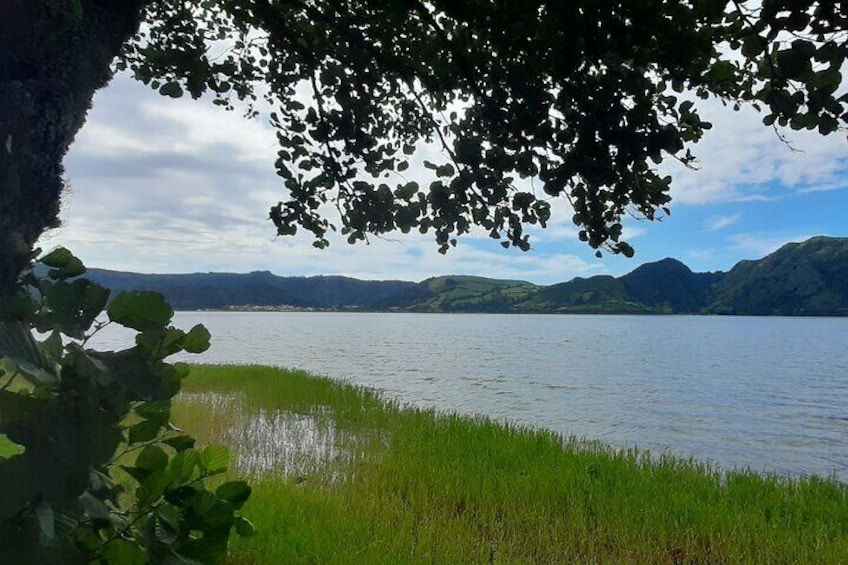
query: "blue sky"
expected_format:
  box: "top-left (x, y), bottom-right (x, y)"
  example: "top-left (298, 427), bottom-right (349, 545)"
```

top-left (41, 75), bottom-right (848, 285)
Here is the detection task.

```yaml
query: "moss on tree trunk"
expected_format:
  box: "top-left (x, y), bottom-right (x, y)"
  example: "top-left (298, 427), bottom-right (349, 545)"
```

top-left (0, 0), bottom-right (149, 296)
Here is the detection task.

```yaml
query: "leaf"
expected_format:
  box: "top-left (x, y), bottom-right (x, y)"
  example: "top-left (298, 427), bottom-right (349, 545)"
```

top-left (234, 516), bottom-right (256, 537)
top-left (85, 348), bottom-right (179, 401)
top-left (108, 291), bottom-right (174, 331)
top-left (165, 484), bottom-right (199, 507)
top-left (79, 491), bottom-right (111, 520)
top-left (53, 510), bottom-right (80, 540)
top-left (172, 363), bottom-right (190, 380)
top-left (215, 481), bottom-right (251, 509)
top-left (121, 465), bottom-right (151, 484)
top-left (0, 390), bottom-right (46, 430)
top-left (40, 330), bottom-right (63, 364)
top-left (89, 469), bottom-right (115, 494)
top-left (199, 445), bottom-right (229, 475)
top-left (134, 400), bottom-right (171, 424)
top-left (741, 36), bottom-right (764, 59)
top-left (0, 321), bottom-right (58, 385)
top-left (156, 503), bottom-right (181, 531)
top-left (45, 279), bottom-right (110, 338)
top-left (190, 490), bottom-right (218, 516)
top-left (163, 435), bottom-right (196, 453)
top-left (776, 49), bottom-right (808, 80)
top-left (128, 419), bottom-right (162, 444)
top-left (136, 470), bottom-right (170, 507)
top-left (99, 538), bottom-right (147, 565)
top-left (706, 60), bottom-right (735, 84)
top-left (0, 432), bottom-right (25, 460)
top-left (154, 514), bottom-right (179, 544)
top-left (136, 445), bottom-right (169, 472)
top-left (809, 68), bottom-right (842, 94)
top-left (182, 324), bottom-right (211, 354)
top-left (34, 501), bottom-right (55, 544)
top-left (159, 82), bottom-right (184, 98)
top-left (152, 363), bottom-right (185, 400)
top-left (170, 449), bottom-right (201, 483)
top-left (136, 327), bottom-right (187, 359)
top-left (617, 242), bottom-right (635, 258)
top-left (436, 163), bottom-right (455, 177)
top-left (39, 247), bottom-right (86, 279)
top-left (395, 182), bottom-right (418, 200)
top-left (191, 492), bottom-right (234, 531)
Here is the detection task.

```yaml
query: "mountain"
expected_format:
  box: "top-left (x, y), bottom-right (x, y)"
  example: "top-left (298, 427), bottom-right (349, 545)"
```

top-left (620, 258), bottom-right (724, 313)
top-left (87, 269), bottom-right (421, 310)
top-left (706, 236), bottom-right (848, 315)
top-left (82, 236), bottom-right (848, 315)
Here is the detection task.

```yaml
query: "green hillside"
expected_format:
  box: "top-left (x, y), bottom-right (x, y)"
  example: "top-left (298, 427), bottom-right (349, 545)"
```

top-left (620, 258), bottom-right (723, 313)
top-left (706, 236), bottom-right (848, 315)
top-left (83, 236), bottom-right (848, 316)
top-left (406, 276), bottom-right (539, 312)
top-left (520, 275), bottom-right (650, 313)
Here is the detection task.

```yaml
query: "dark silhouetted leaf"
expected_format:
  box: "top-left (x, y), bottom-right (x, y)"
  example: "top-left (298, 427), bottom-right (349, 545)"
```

top-left (108, 291), bottom-right (173, 331)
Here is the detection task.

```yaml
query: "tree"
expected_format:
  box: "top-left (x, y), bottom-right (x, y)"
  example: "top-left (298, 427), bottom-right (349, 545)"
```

top-left (2, 0), bottom-right (846, 297)
top-left (0, 0), bottom-right (846, 559)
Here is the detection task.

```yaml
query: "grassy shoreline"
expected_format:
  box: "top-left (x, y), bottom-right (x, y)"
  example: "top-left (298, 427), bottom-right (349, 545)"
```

top-left (174, 364), bottom-right (848, 563)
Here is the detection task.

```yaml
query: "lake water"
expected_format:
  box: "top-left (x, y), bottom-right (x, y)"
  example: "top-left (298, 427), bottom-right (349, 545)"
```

top-left (92, 312), bottom-right (848, 480)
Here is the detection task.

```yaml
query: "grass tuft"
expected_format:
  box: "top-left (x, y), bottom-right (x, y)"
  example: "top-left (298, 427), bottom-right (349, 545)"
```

top-left (174, 364), bottom-right (848, 564)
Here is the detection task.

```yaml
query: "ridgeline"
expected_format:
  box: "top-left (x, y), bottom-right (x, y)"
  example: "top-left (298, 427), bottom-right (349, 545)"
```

top-left (87, 236), bottom-right (848, 316)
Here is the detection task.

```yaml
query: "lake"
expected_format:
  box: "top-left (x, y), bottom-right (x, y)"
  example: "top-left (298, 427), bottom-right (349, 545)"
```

top-left (92, 312), bottom-right (848, 480)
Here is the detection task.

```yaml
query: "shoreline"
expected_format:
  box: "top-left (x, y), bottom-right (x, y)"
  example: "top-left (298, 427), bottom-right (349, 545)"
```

top-left (173, 364), bottom-right (848, 563)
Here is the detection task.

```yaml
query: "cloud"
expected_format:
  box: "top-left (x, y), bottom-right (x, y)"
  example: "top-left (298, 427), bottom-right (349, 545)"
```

top-left (703, 214), bottom-right (741, 232)
top-left (42, 217), bottom-right (602, 285)
top-left (684, 248), bottom-right (717, 262)
top-left (51, 75), bottom-right (609, 284)
top-left (48, 78), bottom-right (602, 286)
top-left (664, 100), bottom-right (848, 206)
top-left (622, 224), bottom-right (648, 240)
top-left (43, 72), bottom-right (848, 286)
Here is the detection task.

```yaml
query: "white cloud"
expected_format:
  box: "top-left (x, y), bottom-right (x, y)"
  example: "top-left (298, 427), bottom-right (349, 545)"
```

top-left (42, 72), bottom-right (848, 286)
top-left (51, 75), bottom-right (608, 284)
top-left (72, 122), bottom-right (155, 158)
top-left (684, 248), bottom-right (717, 262)
top-left (42, 216), bottom-right (601, 285)
top-left (704, 214), bottom-right (741, 232)
top-left (664, 100), bottom-right (848, 205)
top-left (622, 224), bottom-right (648, 240)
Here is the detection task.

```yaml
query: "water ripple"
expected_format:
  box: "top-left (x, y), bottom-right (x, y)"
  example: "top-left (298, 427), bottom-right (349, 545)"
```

top-left (94, 313), bottom-right (848, 480)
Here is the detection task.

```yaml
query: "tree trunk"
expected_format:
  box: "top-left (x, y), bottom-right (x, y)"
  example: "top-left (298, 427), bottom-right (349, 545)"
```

top-left (0, 0), bottom-right (149, 298)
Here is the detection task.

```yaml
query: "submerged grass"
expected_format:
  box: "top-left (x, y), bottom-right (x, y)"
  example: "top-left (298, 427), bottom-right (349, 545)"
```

top-left (174, 364), bottom-right (848, 564)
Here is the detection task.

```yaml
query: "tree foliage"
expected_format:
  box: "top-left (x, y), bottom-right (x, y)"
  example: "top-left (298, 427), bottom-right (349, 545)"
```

top-left (0, 248), bottom-right (252, 563)
top-left (120, 0), bottom-right (847, 257)
top-left (1, 2), bottom-right (847, 561)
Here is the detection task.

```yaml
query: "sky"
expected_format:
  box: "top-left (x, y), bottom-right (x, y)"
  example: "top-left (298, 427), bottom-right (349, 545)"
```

top-left (41, 74), bottom-right (848, 285)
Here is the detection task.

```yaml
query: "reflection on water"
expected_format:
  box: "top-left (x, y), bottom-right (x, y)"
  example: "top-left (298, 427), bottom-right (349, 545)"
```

top-left (180, 392), bottom-right (344, 479)
top-left (94, 312), bottom-right (848, 480)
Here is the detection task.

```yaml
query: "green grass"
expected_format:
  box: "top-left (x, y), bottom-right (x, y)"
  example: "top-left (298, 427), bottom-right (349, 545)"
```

top-left (174, 364), bottom-right (848, 564)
